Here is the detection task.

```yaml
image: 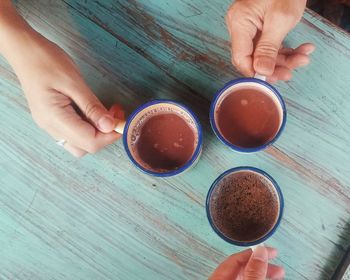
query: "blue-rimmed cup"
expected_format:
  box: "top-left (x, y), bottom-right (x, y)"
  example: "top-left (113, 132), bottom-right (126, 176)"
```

top-left (210, 77), bottom-right (286, 152)
top-left (114, 100), bottom-right (202, 177)
top-left (206, 167), bottom-right (284, 246)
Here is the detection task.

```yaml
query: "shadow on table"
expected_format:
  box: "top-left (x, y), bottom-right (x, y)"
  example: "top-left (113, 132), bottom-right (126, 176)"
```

top-left (320, 219), bottom-right (350, 279)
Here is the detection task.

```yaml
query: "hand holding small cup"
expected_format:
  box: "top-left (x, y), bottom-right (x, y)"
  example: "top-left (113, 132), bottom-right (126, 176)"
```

top-left (210, 246), bottom-right (285, 280)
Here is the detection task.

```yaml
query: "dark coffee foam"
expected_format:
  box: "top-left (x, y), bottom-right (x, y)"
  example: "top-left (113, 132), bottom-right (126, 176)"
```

top-left (209, 171), bottom-right (279, 242)
top-left (215, 88), bottom-right (281, 148)
top-left (129, 106), bottom-right (198, 173)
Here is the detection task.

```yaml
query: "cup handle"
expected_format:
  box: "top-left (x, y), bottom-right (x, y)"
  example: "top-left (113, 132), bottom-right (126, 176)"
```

top-left (250, 242), bottom-right (265, 251)
top-left (254, 73), bottom-right (266, 81)
top-left (114, 119), bottom-right (126, 134)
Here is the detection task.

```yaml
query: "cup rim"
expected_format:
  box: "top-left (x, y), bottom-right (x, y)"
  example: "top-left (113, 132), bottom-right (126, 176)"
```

top-left (209, 78), bottom-right (287, 153)
top-left (123, 99), bottom-right (203, 177)
top-left (206, 166), bottom-right (284, 247)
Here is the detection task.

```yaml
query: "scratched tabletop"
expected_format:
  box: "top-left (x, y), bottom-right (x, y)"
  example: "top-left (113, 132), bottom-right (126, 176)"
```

top-left (0, 1), bottom-right (349, 279)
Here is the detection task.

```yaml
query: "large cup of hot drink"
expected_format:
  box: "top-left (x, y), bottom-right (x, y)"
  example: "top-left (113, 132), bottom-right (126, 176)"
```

top-left (114, 100), bottom-right (202, 177)
top-left (210, 77), bottom-right (286, 152)
top-left (206, 167), bottom-right (284, 246)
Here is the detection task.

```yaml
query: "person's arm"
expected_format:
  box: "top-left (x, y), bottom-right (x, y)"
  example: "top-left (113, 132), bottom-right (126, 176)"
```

top-left (226, 0), bottom-right (315, 83)
top-left (0, 1), bottom-right (123, 157)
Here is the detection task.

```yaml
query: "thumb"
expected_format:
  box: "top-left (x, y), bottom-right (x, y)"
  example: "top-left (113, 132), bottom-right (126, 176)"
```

top-left (244, 246), bottom-right (268, 280)
top-left (87, 103), bottom-right (116, 133)
top-left (254, 15), bottom-right (293, 76)
top-left (68, 84), bottom-right (115, 133)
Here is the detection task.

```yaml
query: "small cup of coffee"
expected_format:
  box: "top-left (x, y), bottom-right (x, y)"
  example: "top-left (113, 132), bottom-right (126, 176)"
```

top-left (206, 167), bottom-right (284, 246)
top-left (210, 77), bottom-right (286, 152)
top-left (114, 100), bottom-right (202, 177)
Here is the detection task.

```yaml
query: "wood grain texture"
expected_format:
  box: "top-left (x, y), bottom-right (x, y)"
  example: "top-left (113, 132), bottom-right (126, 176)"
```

top-left (0, 0), bottom-right (349, 279)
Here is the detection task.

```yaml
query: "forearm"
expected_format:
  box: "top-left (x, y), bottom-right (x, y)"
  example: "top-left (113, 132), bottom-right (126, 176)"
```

top-left (0, 1), bottom-right (41, 71)
top-left (0, 1), bottom-right (58, 91)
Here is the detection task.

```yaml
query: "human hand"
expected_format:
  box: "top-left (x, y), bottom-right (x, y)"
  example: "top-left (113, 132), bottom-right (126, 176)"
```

top-left (209, 246), bottom-right (285, 280)
top-left (21, 34), bottom-right (123, 157)
top-left (0, 4), bottom-right (123, 157)
top-left (226, 0), bottom-right (315, 83)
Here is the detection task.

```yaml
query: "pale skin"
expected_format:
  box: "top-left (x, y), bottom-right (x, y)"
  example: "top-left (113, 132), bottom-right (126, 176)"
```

top-left (1, 1), bottom-right (313, 277)
top-left (0, 0), bottom-right (124, 158)
top-left (0, 0), bottom-right (314, 158)
top-left (226, 0), bottom-right (315, 83)
top-left (210, 246), bottom-right (285, 280)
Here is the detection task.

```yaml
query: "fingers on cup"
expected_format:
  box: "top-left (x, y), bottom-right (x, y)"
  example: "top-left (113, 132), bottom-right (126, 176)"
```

top-left (57, 127), bottom-right (119, 157)
top-left (209, 249), bottom-right (252, 280)
top-left (279, 43), bottom-right (315, 57)
top-left (226, 5), bottom-right (256, 77)
top-left (267, 263), bottom-right (285, 279)
top-left (226, 246), bottom-right (278, 263)
top-left (209, 246), bottom-right (282, 280)
top-left (294, 43), bottom-right (316, 55)
top-left (268, 66), bottom-right (292, 83)
top-left (268, 43), bottom-right (314, 82)
top-left (265, 246), bottom-right (278, 259)
top-left (76, 129), bottom-right (121, 154)
top-left (67, 84), bottom-right (116, 133)
top-left (244, 246), bottom-right (269, 280)
top-left (277, 53), bottom-right (310, 69)
top-left (109, 104), bottom-right (126, 121)
top-left (55, 111), bottom-right (121, 154)
top-left (209, 247), bottom-right (279, 280)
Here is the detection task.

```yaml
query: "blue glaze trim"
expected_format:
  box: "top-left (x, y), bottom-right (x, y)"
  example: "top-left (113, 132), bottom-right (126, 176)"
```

top-left (206, 166), bottom-right (284, 247)
top-left (123, 99), bottom-right (203, 177)
top-left (209, 78), bottom-right (287, 153)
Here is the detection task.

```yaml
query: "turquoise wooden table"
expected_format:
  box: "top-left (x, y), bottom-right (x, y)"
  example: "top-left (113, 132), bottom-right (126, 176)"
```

top-left (0, 1), bottom-right (349, 279)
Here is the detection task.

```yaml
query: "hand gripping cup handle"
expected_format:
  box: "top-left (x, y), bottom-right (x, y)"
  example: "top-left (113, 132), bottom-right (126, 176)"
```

top-left (110, 99), bottom-right (203, 177)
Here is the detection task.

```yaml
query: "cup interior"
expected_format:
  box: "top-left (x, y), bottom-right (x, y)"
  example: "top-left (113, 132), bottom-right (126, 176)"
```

top-left (211, 79), bottom-right (286, 152)
top-left (206, 167), bottom-right (284, 246)
top-left (124, 100), bottom-right (202, 176)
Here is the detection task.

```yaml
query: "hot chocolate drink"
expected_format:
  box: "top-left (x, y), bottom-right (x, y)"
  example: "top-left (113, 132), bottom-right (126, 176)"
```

top-left (131, 112), bottom-right (197, 173)
top-left (215, 88), bottom-right (281, 148)
top-left (209, 170), bottom-right (279, 242)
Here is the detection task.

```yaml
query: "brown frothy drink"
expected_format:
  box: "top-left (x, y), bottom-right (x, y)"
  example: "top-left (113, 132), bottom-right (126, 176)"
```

top-left (215, 88), bottom-right (281, 148)
top-left (130, 109), bottom-right (198, 173)
top-left (209, 171), bottom-right (279, 242)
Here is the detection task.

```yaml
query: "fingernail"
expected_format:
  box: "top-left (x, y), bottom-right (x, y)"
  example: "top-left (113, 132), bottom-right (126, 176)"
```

top-left (98, 115), bottom-right (115, 132)
top-left (305, 50), bottom-right (313, 55)
top-left (305, 46), bottom-right (316, 55)
top-left (252, 246), bottom-right (268, 262)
